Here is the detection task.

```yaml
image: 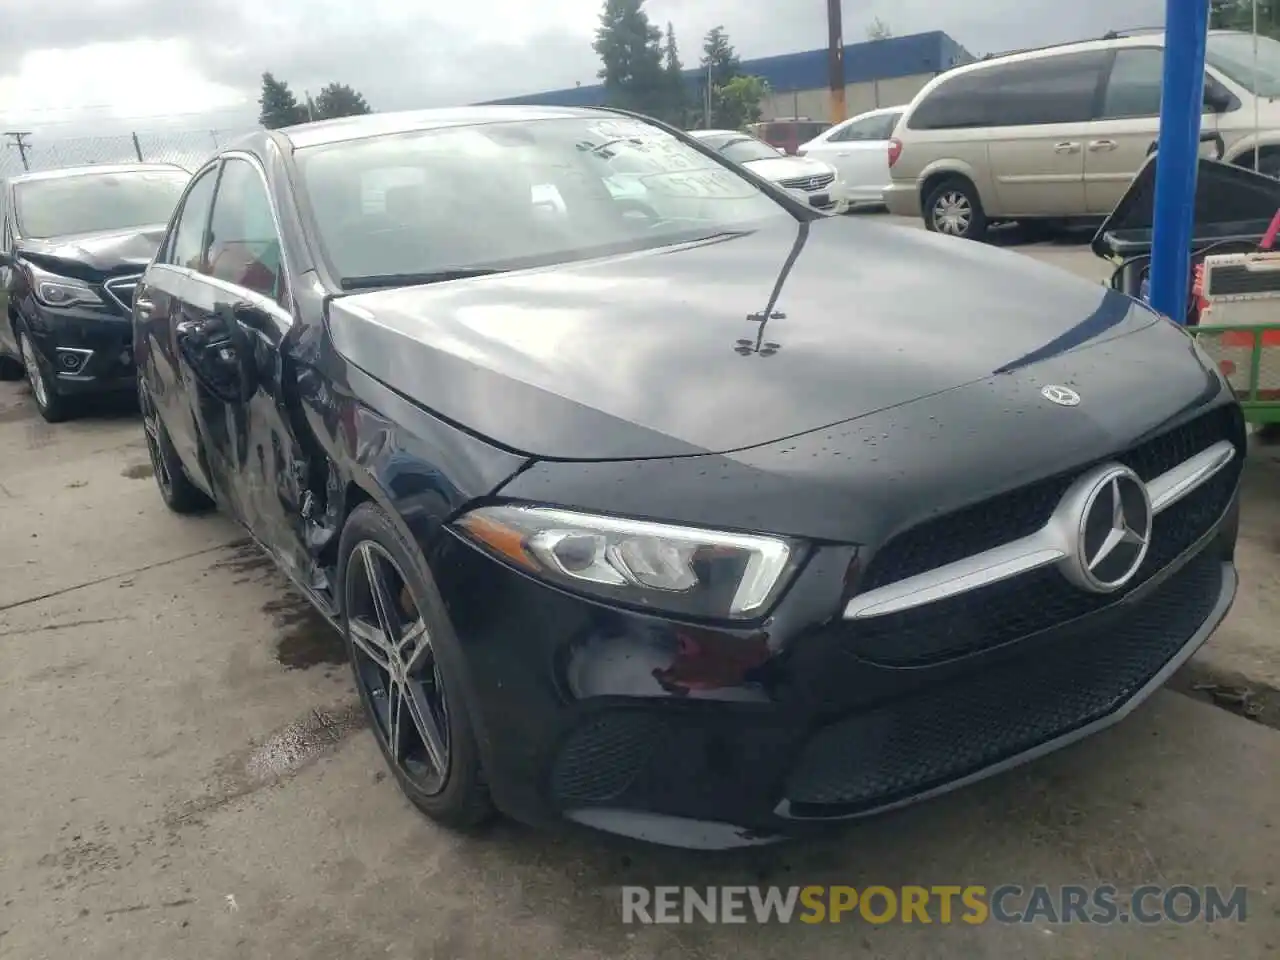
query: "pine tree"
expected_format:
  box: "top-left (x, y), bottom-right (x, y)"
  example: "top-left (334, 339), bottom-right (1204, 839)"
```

top-left (593, 0), bottom-right (665, 116)
top-left (701, 26), bottom-right (740, 89)
top-left (314, 82), bottom-right (374, 120)
top-left (701, 26), bottom-right (744, 128)
top-left (661, 22), bottom-right (688, 127)
top-left (258, 72), bottom-right (306, 129)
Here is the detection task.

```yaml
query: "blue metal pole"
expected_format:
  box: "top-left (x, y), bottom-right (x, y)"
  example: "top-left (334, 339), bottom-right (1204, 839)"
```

top-left (1147, 0), bottom-right (1211, 324)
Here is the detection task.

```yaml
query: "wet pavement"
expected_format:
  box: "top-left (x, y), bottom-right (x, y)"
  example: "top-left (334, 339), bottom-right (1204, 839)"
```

top-left (1, 228), bottom-right (1279, 958)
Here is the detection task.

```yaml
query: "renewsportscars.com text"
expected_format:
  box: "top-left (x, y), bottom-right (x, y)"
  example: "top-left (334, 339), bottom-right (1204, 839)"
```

top-left (621, 884), bottom-right (1248, 925)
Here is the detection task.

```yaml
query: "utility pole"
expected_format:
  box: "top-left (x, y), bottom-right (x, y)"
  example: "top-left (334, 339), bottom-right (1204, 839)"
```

top-left (3, 131), bottom-right (32, 171)
top-left (826, 0), bottom-right (846, 124)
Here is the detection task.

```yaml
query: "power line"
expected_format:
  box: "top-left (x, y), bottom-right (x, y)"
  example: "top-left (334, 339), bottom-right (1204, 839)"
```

top-left (3, 132), bottom-right (32, 171)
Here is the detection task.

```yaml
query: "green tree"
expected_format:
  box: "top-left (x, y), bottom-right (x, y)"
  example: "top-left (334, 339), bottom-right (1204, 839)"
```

top-left (715, 75), bottom-right (770, 130)
top-left (701, 26), bottom-right (740, 89)
top-left (314, 82), bottom-right (374, 120)
top-left (258, 72), bottom-right (306, 129)
top-left (866, 17), bottom-right (894, 41)
top-left (660, 22), bottom-right (688, 126)
top-left (593, 0), bottom-right (665, 115)
top-left (1210, 0), bottom-right (1280, 38)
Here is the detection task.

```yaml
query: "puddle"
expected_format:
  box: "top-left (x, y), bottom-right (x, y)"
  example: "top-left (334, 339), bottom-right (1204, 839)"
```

top-left (265, 594), bottom-right (346, 670)
top-left (1169, 661), bottom-right (1280, 731)
top-left (209, 539), bottom-right (276, 582)
top-left (168, 702), bottom-right (366, 827)
top-left (120, 463), bottom-right (153, 479)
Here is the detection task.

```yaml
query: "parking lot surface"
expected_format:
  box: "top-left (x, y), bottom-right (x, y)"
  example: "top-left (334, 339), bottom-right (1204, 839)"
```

top-left (2, 221), bottom-right (1279, 959)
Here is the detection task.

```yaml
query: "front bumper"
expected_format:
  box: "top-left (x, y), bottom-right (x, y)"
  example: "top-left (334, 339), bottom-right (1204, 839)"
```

top-left (884, 180), bottom-right (921, 218)
top-left (23, 305), bottom-right (135, 395)
top-left (435, 487), bottom-right (1238, 848)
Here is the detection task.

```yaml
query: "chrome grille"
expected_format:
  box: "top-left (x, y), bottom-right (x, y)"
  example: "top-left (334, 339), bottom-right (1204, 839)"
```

top-left (778, 172), bottom-right (835, 192)
top-left (103, 274), bottom-right (143, 316)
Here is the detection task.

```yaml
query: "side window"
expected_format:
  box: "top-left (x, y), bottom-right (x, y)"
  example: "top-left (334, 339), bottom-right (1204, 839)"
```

top-left (984, 52), bottom-right (1108, 126)
top-left (166, 166), bottom-right (218, 270)
top-left (1101, 48), bottom-right (1164, 119)
top-left (908, 71), bottom-right (997, 130)
top-left (206, 159), bottom-right (285, 303)
top-left (910, 53), bottom-right (1106, 129)
top-left (829, 117), bottom-right (880, 142)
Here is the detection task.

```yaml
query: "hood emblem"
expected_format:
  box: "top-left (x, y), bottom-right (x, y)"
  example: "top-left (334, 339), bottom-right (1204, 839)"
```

top-left (1059, 465), bottom-right (1152, 593)
top-left (1041, 384), bottom-right (1081, 406)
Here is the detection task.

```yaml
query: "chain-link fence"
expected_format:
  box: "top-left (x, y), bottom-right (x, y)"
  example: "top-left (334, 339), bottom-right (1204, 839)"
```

top-left (1, 128), bottom-right (258, 179)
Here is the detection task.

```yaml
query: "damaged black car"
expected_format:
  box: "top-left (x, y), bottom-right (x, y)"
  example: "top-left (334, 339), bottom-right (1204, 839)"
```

top-left (1, 163), bottom-right (190, 421)
top-left (133, 107), bottom-right (1244, 849)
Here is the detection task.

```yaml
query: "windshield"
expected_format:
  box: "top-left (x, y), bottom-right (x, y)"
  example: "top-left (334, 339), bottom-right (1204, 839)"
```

top-left (712, 137), bottom-right (782, 164)
top-left (14, 170), bottom-right (189, 240)
top-left (296, 116), bottom-right (791, 284)
top-left (1207, 33), bottom-right (1280, 97)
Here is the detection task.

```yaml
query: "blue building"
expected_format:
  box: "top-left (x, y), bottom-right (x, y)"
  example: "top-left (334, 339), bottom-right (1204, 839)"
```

top-left (480, 30), bottom-right (972, 121)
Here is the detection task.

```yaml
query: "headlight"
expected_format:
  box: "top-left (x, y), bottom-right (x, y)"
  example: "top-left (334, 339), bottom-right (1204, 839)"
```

top-left (29, 263), bottom-right (104, 309)
top-left (454, 504), bottom-right (800, 620)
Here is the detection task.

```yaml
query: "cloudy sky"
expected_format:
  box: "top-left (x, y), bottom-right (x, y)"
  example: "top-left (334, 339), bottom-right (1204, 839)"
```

top-left (1, 0), bottom-right (1166, 143)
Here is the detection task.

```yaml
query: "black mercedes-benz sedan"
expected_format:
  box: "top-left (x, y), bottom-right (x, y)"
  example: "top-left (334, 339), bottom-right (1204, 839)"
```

top-left (133, 106), bottom-right (1244, 849)
top-left (0, 163), bottom-right (190, 421)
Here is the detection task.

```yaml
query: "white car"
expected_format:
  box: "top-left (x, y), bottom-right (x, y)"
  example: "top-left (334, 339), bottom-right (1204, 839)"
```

top-left (796, 105), bottom-right (905, 207)
top-left (687, 129), bottom-right (840, 211)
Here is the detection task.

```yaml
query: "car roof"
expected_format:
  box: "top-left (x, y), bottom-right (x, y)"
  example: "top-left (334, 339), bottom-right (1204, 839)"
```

top-left (6, 162), bottom-right (188, 186)
top-left (940, 27), bottom-right (1251, 82)
top-left (272, 104), bottom-right (626, 150)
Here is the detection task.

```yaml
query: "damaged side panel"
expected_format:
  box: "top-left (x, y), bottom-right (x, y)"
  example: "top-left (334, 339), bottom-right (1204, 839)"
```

top-left (284, 307), bottom-right (529, 610)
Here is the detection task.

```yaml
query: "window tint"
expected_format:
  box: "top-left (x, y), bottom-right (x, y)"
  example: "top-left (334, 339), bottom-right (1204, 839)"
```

top-left (910, 52), bottom-right (1106, 129)
top-left (206, 159), bottom-right (285, 302)
top-left (166, 167), bottom-right (218, 271)
top-left (1101, 48), bottom-right (1164, 119)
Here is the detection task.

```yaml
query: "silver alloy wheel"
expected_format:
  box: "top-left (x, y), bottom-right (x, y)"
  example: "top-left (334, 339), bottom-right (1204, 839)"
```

top-left (140, 386), bottom-right (172, 494)
top-left (932, 190), bottom-right (973, 236)
top-left (19, 333), bottom-right (49, 409)
top-left (347, 540), bottom-right (451, 794)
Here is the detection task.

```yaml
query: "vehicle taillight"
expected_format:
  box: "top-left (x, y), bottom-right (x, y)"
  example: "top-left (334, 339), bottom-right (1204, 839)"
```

top-left (887, 137), bottom-right (903, 168)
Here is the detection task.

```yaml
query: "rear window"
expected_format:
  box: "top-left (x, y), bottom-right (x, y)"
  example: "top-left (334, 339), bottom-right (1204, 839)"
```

top-left (908, 51), bottom-right (1108, 130)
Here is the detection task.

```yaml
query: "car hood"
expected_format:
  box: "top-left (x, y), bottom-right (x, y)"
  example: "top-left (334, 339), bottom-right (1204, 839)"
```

top-left (328, 217), bottom-right (1159, 461)
top-left (14, 225), bottom-right (167, 276)
top-left (741, 155), bottom-right (833, 182)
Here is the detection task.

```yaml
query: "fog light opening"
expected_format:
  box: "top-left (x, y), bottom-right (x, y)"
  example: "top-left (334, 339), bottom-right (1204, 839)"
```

top-left (55, 348), bottom-right (93, 374)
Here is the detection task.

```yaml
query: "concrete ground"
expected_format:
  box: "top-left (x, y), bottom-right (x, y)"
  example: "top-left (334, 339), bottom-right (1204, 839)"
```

top-left (1, 222), bottom-right (1278, 959)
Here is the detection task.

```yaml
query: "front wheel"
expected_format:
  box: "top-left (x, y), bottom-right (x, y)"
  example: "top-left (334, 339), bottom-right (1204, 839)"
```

top-left (138, 378), bottom-right (212, 514)
top-left (924, 178), bottom-right (988, 242)
top-left (338, 502), bottom-right (493, 829)
top-left (18, 329), bottom-right (71, 423)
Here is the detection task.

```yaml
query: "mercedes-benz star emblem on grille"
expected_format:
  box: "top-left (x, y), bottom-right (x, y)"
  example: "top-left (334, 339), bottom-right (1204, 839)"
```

top-left (1060, 465), bottom-right (1152, 593)
top-left (1041, 384), bottom-right (1081, 406)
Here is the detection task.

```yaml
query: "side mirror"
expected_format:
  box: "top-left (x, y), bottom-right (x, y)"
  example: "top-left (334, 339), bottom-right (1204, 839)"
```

top-left (0, 251), bottom-right (13, 268)
top-left (1204, 88), bottom-right (1233, 114)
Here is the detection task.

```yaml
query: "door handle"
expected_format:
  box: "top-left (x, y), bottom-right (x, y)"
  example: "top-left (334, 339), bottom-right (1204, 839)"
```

top-left (134, 296), bottom-right (155, 320)
top-left (1054, 142), bottom-right (1081, 154)
top-left (1088, 139), bottom-right (1118, 152)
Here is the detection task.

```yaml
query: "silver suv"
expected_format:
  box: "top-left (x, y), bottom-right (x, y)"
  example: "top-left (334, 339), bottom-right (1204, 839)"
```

top-left (884, 30), bottom-right (1280, 240)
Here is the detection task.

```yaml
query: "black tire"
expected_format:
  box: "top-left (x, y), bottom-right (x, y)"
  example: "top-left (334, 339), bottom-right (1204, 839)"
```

top-left (923, 177), bottom-right (988, 242)
top-left (338, 501), bottom-right (493, 829)
top-left (138, 377), bottom-right (213, 514)
top-left (0, 355), bottom-right (23, 381)
top-left (17, 327), bottom-right (72, 423)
